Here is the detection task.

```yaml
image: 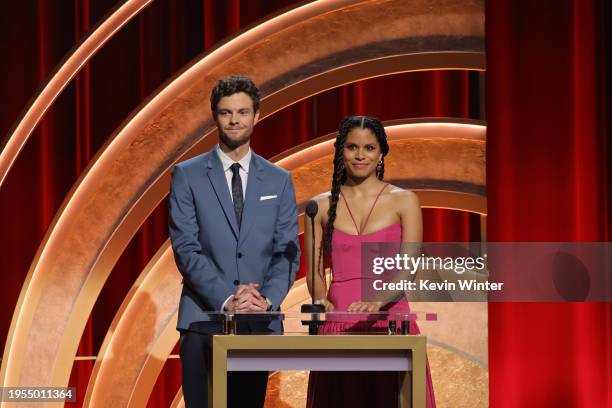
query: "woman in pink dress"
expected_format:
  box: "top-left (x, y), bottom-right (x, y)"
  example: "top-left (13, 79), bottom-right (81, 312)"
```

top-left (305, 115), bottom-right (436, 407)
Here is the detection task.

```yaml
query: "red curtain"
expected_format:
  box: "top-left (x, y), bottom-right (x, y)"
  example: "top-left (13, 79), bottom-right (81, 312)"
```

top-left (487, 0), bottom-right (611, 406)
top-left (0, 1), bottom-right (482, 407)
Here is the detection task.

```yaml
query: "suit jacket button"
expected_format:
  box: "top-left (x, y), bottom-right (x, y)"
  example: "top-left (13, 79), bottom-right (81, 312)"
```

top-left (237, 252), bottom-right (243, 258)
top-left (233, 280), bottom-right (240, 285)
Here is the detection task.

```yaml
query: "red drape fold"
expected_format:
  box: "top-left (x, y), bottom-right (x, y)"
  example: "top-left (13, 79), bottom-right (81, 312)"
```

top-left (487, 0), bottom-right (611, 406)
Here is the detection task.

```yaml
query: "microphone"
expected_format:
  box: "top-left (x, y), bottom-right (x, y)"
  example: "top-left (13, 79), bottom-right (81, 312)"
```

top-left (301, 200), bottom-right (325, 327)
top-left (305, 200), bottom-right (318, 218)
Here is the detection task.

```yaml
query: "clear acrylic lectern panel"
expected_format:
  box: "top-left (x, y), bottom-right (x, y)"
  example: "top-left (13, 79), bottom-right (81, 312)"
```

top-left (199, 311), bottom-right (425, 335)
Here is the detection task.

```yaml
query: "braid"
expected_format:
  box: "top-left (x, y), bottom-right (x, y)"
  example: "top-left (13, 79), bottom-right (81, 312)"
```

top-left (323, 118), bottom-right (351, 252)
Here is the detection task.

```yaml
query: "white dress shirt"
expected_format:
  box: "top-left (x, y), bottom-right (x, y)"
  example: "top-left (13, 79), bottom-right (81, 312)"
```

top-left (215, 144), bottom-right (250, 200)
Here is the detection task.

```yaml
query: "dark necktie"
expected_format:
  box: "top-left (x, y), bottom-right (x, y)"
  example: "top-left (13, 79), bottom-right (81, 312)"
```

top-left (230, 163), bottom-right (244, 228)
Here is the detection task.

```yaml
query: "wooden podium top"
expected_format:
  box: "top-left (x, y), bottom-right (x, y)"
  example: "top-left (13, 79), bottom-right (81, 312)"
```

top-left (212, 334), bottom-right (426, 408)
top-left (213, 333), bottom-right (425, 349)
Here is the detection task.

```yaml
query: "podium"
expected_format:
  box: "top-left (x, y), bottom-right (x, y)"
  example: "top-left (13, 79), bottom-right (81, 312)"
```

top-left (206, 312), bottom-right (427, 408)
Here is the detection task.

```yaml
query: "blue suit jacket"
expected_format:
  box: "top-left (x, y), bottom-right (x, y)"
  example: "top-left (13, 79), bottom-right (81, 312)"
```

top-left (169, 149), bottom-right (300, 330)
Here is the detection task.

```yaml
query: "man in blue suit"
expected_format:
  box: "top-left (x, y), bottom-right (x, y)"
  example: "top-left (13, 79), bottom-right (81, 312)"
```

top-left (169, 76), bottom-right (299, 407)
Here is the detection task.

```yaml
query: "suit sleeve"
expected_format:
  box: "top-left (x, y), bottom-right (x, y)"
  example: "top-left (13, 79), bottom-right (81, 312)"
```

top-left (168, 165), bottom-right (234, 310)
top-left (259, 173), bottom-right (300, 309)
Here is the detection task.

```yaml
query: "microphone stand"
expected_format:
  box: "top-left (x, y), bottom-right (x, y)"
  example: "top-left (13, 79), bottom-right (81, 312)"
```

top-left (301, 201), bottom-right (325, 334)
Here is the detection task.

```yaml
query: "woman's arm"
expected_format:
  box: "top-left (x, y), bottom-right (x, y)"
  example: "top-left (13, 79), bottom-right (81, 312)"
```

top-left (400, 190), bottom-right (423, 246)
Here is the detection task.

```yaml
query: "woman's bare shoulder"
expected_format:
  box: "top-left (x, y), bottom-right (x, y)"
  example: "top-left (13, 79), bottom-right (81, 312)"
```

top-left (386, 185), bottom-right (419, 206)
top-left (311, 192), bottom-right (331, 213)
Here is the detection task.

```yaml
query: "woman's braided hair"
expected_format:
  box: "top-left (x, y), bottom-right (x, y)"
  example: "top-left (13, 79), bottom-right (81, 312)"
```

top-left (323, 115), bottom-right (389, 254)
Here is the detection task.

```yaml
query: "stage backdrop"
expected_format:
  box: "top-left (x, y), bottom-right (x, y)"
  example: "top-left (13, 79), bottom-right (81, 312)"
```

top-left (0, 1), bottom-right (481, 407)
top-left (0, 0), bottom-right (608, 407)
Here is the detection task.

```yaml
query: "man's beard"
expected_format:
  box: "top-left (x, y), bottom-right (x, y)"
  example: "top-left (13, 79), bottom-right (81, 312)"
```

top-left (219, 129), bottom-right (251, 150)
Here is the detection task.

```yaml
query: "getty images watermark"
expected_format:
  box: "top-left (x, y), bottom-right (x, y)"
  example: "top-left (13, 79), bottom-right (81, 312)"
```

top-left (361, 243), bottom-right (611, 302)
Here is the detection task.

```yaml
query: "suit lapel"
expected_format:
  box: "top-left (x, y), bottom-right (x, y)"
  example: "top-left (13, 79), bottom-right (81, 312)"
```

top-left (238, 153), bottom-right (264, 248)
top-left (206, 151), bottom-right (239, 239)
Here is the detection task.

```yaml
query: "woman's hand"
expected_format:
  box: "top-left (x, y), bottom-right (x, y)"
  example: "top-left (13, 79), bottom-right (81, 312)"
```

top-left (316, 298), bottom-right (335, 312)
top-left (346, 301), bottom-right (385, 312)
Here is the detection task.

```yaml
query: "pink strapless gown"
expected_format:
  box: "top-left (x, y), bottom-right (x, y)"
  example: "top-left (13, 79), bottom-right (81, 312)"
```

top-left (306, 224), bottom-right (436, 407)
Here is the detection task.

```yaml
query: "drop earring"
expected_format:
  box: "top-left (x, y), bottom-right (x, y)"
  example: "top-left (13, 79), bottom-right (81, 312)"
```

top-left (376, 159), bottom-right (383, 177)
